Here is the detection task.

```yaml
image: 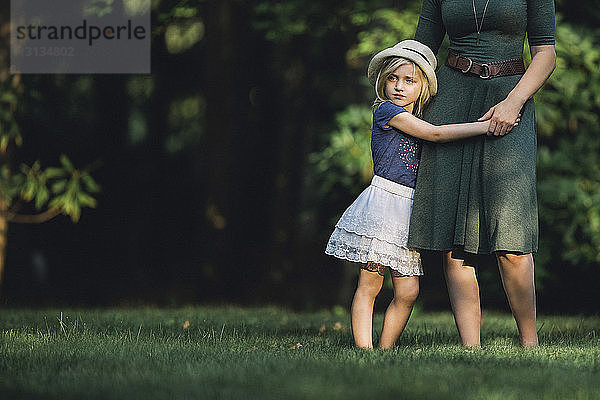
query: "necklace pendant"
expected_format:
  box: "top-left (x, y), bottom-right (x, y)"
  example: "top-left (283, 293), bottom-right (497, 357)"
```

top-left (472, 0), bottom-right (490, 47)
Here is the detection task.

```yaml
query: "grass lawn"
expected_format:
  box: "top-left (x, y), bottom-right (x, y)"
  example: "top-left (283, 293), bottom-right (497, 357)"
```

top-left (1, 306), bottom-right (599, 400)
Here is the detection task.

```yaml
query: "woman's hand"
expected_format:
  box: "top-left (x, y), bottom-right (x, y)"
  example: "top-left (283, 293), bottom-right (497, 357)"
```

top-left (479, 109), bottom-right (522, 137)
top-left (478, 98), bottom-right (523, 136)
top-left (479, 45), bottom-right (556, 137)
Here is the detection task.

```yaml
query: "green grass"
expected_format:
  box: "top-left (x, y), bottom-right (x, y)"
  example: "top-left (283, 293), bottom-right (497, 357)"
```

top-left (1, 306), bottom-right (599, 400)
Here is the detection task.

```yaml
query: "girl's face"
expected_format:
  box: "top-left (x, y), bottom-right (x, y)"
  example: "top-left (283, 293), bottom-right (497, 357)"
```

top-left (384, 63), bottom-right (422, 113)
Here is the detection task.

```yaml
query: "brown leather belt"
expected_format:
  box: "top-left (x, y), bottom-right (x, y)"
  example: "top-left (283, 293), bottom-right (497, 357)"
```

top-left (446, 50), bottom-right (525, 79)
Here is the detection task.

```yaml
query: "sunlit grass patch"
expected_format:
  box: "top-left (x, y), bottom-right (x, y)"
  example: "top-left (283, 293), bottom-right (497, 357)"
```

top-left (0, 307), bottom-right (599, 400)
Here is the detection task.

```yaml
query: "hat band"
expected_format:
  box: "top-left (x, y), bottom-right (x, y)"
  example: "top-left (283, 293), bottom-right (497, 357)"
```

top-left (402, 47), bottom-right (432, 66)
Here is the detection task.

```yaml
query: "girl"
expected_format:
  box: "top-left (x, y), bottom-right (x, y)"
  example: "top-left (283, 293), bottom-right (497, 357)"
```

top-left (325, 40), bottom-right (517, 349)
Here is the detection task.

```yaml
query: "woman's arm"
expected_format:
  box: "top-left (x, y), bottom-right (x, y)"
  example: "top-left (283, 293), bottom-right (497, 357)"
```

top-left (386, 112), bottom-right (493, 143)
top-left (479, 45), bottom-right (556, 136)
top-left (414, 0), bottom-right (446, 54)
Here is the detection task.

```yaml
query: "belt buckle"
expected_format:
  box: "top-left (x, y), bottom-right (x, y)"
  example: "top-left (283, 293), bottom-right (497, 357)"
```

top-left (460, 57), bottom-right (473, 74)
top-left (479, 63), bottom-right (491, 79)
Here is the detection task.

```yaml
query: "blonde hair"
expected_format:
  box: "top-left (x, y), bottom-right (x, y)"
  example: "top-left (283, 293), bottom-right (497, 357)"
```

top-left (372, 57), bottom-right (432, 117)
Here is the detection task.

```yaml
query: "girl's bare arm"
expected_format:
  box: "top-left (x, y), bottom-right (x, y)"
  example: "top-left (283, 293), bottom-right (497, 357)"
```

top-left (386, 112), bottom-right (492, 143)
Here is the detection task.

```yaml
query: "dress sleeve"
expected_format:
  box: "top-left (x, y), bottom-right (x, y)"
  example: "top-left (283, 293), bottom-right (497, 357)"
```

top-left (414, 0), bottom-right (445, 55)
top-left (374, 102), bottom-right (407, 131)
top-left (526, 0), bottom-right (555, 46)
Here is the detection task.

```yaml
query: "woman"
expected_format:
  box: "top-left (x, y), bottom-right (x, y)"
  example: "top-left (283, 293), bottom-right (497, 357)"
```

top-left (408, 0), bottom-right (556, 347)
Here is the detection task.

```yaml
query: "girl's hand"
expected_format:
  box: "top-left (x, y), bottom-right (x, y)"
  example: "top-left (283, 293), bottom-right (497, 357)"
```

top-left (478, 98), bottom-right (523, 136)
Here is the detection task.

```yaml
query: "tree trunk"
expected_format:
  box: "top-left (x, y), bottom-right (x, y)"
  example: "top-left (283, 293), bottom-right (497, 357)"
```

top-left (0, 4), bottom-right (11, 292)
top-left (201, 0), bottom-right (237, 296)
top-left (0, 200), bottom-right (8, 290)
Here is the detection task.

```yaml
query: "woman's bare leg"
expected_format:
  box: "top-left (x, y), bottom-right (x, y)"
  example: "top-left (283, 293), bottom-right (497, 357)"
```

top-left (379, 275), bottom-right (419, 349)
top-left (443, 251), bottom-right (481, 347)
top-left (351, 268), bottom-right (384, 348)
top-left (496, 252), bottom-right (538, 347)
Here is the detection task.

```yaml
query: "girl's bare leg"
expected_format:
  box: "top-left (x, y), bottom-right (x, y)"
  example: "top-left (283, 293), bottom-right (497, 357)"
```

top-left (379, 275), bottom-right (419, 349)
top-left (351, 268), bottom-right (384, 348)
top-left (443, 251), bottom-right (481, 347)
top-left (496, 252), bottom-right (538, 347)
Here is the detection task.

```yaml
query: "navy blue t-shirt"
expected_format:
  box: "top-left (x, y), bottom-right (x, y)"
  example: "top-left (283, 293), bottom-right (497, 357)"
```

top-left (371, 101), bottom-right (422, 188)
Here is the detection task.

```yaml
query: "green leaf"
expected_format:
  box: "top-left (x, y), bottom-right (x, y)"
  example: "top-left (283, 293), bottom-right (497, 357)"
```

top-left (35, 187), bottom-right (50, 210)
top-left (77, 192), bottom-right (98, 208)
top-left (59, 155), bottom-right (75, 172)
top-left (48, 195), bottom-right (65, 210)
top-left (63, 201), bottom-right (81, 223)
top-left (21, 180), bottom-right (36, 201)
top-left (51, 180), bottom-right (67, 194)
top-left (81, 174), bottom-right (101, 193)
top-left (46, 167), bottom-right (67, 179)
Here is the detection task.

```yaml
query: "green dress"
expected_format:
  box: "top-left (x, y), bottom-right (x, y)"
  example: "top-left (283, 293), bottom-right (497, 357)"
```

top-left (408, 0), bottom-right (555, 254)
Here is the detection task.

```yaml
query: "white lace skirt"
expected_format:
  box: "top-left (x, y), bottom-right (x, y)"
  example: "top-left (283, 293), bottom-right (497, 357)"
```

top-left (325, 175), bottom-right (423, 276)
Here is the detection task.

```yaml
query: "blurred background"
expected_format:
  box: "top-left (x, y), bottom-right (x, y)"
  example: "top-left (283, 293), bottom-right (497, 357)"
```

top-left (0, 0), bottom-right (598, 313)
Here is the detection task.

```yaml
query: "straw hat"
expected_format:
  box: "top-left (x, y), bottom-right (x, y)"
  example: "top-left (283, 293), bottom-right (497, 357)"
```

top-left (367, 39), bottom-right (438, 96)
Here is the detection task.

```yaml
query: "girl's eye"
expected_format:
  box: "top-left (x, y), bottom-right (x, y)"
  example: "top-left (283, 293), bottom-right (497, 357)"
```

top-left (387, 76), bottom-right (397, 81)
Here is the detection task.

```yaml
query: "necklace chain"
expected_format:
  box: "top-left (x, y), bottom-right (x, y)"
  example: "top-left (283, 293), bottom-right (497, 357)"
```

top-left (472, 0), bottom-right (491, 45)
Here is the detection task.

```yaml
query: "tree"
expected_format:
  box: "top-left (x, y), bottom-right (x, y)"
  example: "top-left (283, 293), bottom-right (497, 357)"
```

top-left (0, 110), bottom-right (100, 289)
top-left (0, 9), bottom-right (99, 290)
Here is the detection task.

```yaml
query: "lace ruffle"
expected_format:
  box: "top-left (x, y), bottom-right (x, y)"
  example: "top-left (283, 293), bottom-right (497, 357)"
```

top-left (326, 227), bottom-right (422, 276)
top-left (335, 210), bottom-right (409, 246)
